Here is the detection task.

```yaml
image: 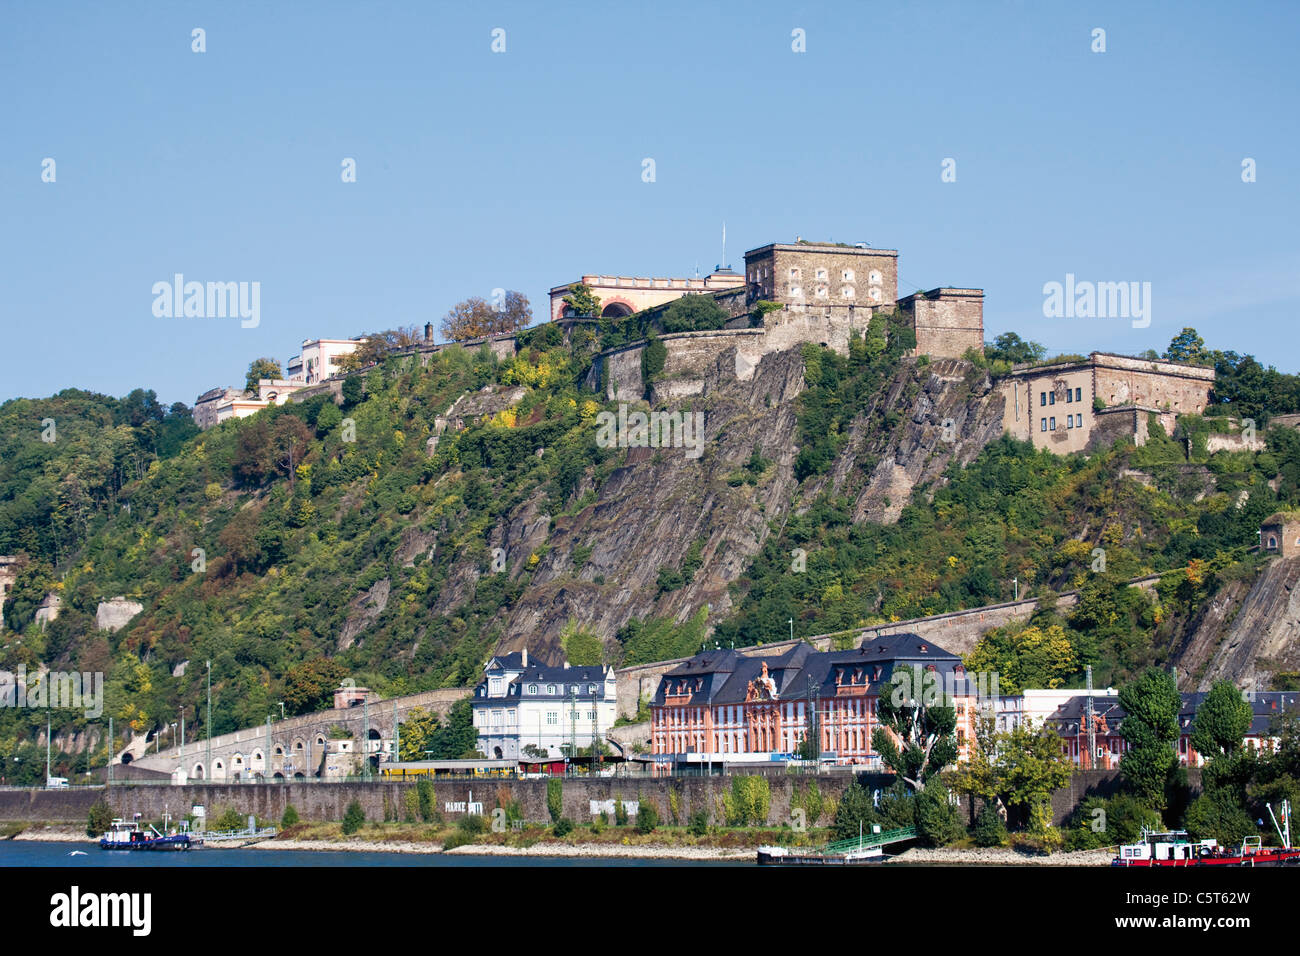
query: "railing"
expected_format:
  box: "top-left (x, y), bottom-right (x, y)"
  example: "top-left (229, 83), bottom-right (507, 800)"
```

top-left (199, 826), bottom-right (278, 842)
top-left (820, 826), bottom-right (917, 855)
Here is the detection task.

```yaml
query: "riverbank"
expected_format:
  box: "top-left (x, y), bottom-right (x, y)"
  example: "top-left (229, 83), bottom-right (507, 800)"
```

top-left (6, 824), bottom-right (1111, 864)
top-left (890, 846), bottom-right (1111, 866)
top-left (7, 825), bottom-right (94, 843)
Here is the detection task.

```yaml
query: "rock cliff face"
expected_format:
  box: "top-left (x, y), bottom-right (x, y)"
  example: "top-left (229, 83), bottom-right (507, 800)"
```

top-left (426, 350), bottom-right (1007, 662)
top-left (1174, 557), bottom-right (1300, 690)
top-left (805, 359), bottom-right (1006, 524)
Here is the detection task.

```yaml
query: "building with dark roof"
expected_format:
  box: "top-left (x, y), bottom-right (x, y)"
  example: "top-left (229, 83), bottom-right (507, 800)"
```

top-left (650, 633), bottom-right (985, 769)
top-left (471, 647), bottom-right (617, 761)
top-left (1041, 689), bottom-right (1299, 769)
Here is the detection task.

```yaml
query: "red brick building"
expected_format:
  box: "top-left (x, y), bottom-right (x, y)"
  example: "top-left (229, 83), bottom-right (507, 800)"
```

top-left (650, 635), bottom-right (980, 771)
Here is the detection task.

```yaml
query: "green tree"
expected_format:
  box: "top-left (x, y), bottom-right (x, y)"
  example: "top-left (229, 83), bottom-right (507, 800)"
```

top-left (417, 777), bottom-right (436, 822)
top-left (871, 669), bottom-right (959, 791)
top-left (985, 332), bottom-right (1046, 365)
top-left (546, 777), bottom-right (563, 823)
top-left (560, 620), bottom-right (604, 666)
top-left (972, 802), bottom-right (1007, 847)
top-left (1165, 327), bottom-right (1206, 365)
top-left (280, 804), bottom-right (300, 828)
top-left (661, 294), bottom-right (728, 333)
top-left (342, 799), bottom-right (365, 835)
top-left (1191, 681), bottom-right (1253, 760)
top-left (915, 785), bottom-right (965, 846)
top-left (424, 698), bottom-right (479, 759)
top-left (832, 779), bottom-right (880, 841)
top-left (999, 721), bottom-right (1074, 833)
top-left (86, 799), bottom-right (114, 837)
top-left (562, 283), bottom-right (601, 318)
top-left (1184, 788), bottom-right (1254, 846)
top-left (245, 357), bottom-right (283, 391)
top-left (398, 707), bottom-right (440, 760)
top-left (1118, 668), bottom-right (1182, 811)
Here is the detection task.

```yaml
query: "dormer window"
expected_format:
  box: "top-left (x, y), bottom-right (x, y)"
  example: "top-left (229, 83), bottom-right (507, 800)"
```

top-left (528, 684), bottom-right (538, 695)
top-left (548, 684), bottom-right (557, 695)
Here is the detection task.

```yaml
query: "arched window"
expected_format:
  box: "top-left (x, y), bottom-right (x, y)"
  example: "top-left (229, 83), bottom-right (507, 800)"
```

top-left (529, 684), bottom-right (538, 695)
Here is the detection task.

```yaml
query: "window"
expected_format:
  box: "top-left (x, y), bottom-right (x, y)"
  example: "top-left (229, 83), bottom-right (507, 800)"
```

top-left (1066, 390), bottom-right (1073, 403)
top-left (815, 285), bottom-right (828, 298)
top-left (840, 285), bottom-right (855, 298)
top-left (789, 268), bottom-right (800, 279)
top-left (547, 684), bottom-right (556, 695)
top-left (1049, 392), bottom-right (1055, 405)
top-left (1075, 387), bottom-right (1083, 402)
top-left (816, 268), bottom-right (828, 280)
top-left (1041, 418), bottom-right (1047, 432)
top-left (528, 684), bottom-right (537, 695)
top-left (1050, 416), bottom-right (1056, 429)
top-left (869, 270), bottom-right (882, 284)
top-left (1040, 392), bottom-right (1047, 406)
top-left (869, 287), bottom-right (882, 302)
top-left (789, 285), bottom-right (803, 297)
top-left (1066, 416), bottom-right (1073, 429)
top-left (1076, 414), bottom-right (1083, 427)
top-left (842, 269), bottom-right (855, 281)
top-left (546, 711), bottom-right (558, 725)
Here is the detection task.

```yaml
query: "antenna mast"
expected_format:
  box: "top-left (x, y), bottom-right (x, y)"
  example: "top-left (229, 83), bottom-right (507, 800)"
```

top-left (1086, 665), bottom-right (1096, 770)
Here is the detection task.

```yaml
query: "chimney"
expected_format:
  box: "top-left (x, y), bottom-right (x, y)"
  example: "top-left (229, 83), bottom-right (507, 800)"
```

top-left (424, 322), bottom-right (433, 342)
top-left (521, 647), bottom-right (528, 667)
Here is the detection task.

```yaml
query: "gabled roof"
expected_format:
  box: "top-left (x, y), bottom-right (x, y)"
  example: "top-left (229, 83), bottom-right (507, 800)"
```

top-left (653, 633), bottom-right (972, 707)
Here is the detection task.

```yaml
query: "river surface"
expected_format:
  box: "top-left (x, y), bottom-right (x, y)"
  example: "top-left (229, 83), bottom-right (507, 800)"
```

top-left (0, 840), bottom-right (743, 867)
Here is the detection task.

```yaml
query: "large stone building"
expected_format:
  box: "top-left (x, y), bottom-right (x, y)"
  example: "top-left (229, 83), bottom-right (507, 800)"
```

top-left (471, 649), bottom-right (618, 760)
top-left (1000, 352), bottom-right (1216, 453)
top-left (649, 634), bottom-right (980, 770)
top-left (743, 241), bottom-right (898, 312)
top-left (1260, 511), bottom-right (1300, 558)
top-left (549, 268), bottom-right (745, 322)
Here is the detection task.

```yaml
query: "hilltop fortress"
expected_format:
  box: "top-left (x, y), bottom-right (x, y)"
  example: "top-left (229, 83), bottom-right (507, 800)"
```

top-left (194, 235), bottom-right (1218, 455)
top-left (566, 240), bottom-right (986, 403)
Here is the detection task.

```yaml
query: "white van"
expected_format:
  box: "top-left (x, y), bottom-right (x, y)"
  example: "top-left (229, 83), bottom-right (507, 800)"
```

top-left (45, 776), bottom-right (69, 789)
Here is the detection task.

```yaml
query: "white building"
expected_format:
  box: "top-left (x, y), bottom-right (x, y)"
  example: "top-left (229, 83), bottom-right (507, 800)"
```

top-left (994, 689), bottom-right (1118, 732)
top-left (471, 649), bottom-right (617, 760)
top-left (286, 338), bottom-right (366, 385)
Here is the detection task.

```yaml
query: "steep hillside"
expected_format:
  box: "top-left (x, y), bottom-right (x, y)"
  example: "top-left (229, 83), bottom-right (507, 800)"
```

top-left (1173, 557), bottom-right (1300, 690)
top-left (5, 317), bottom-right (1300, 774)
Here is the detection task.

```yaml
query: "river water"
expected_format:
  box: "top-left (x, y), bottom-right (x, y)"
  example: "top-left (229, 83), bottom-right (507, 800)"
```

top-left (0, 840), bottom-right (742, 867)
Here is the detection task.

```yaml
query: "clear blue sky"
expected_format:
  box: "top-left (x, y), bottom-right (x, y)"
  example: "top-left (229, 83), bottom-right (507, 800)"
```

top-left (3, 1), bottom-right (1297, 406)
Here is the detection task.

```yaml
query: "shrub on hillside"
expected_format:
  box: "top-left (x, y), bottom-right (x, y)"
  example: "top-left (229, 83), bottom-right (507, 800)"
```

top-left (342, 800), bottom-right (365, 835)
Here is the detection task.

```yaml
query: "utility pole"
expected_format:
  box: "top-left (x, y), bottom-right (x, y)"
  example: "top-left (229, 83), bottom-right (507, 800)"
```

top-left (46, 714), bottom-right (51, 785)
top-left (206, 660), bottom-right (212, 781)
top-left (363, 696), bottom-right (370, 781)
top-left (1013, 577), bottom-right (1019, 601)
top-left (266, 716), bottom-right (272, 783)
top-left (393, 700), bottom-right (399, 764)
top-left (108, 717), bottom-right (113, 786)
top-left (788, 618), bottom-right (794, 643)
top-left (1085, 665), bottom-right (1096, 770)
top-left (568, 687), bottom-right (577, 775)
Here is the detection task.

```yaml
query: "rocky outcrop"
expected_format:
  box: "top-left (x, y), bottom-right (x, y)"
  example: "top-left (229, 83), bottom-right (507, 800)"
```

top-left (1175, 557), bottom-right (1300, 691)
top-left (339, 578), bottom-right (391, 650)
top-left (808, 359), bottom-right (1006, 525)
top-left (96, 596), bottom-right (143, 632)
top-left (435, 350), bottom-right (1009, 664)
